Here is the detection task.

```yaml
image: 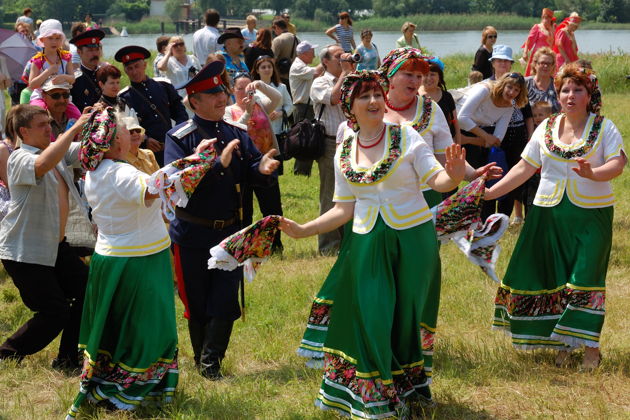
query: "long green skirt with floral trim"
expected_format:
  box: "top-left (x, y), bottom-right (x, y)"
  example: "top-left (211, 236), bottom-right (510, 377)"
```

top-left (298, 189), bottom-right (442, 369)
top-left (493, 196), bottom-right (613, 350)
top-left (316, 217), bottom-right (440, 418)
top-left (66, 249), bottom-right (179, 419)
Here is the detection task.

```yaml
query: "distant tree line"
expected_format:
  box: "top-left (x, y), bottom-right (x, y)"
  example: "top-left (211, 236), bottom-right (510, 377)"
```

top-left (2, 0), bottom-right (629, 24)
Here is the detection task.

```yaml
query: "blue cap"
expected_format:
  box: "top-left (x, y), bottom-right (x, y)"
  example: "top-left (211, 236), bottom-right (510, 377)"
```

top-left (177, 61), bottom-right (226, 95)
top-left (489, 45), bottom-right (514, 62)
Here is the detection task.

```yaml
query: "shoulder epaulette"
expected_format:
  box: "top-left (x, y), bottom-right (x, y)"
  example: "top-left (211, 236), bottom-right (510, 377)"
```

top-left (172, 120), bottom-right (197, 139)
top-left (154, 77), bottom-right (174, 85)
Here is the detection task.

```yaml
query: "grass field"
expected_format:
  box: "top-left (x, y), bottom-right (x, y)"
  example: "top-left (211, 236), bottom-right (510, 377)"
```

top-left (0, 55), bottom-right (629, 419)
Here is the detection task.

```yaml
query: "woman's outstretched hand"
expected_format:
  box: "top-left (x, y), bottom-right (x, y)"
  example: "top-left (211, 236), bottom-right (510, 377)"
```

top-left (279, 216), bottom-right (308, 239)
top-left (474, 161), bottom-right (504, 180)
top-left (444, 144), bottom-right (467, 184)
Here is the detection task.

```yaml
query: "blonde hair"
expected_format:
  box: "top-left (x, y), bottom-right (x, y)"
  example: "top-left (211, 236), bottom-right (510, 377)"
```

top-left (481, 26), bottom-right (497, 44)
top-left (401, 22), bottom-right (416, 33)
top-left (468, 70), bottom-right (483, 85)
top-left (246, 15), bottom-right (257, 23)
top-left (531, 47), bottom-right (555, 75)
top-left (490, 73), bottom-right (528, 108)
top-left (532, 101), bottom-right (553, 115)
top-left (170, 35), bottom-right (185, 44)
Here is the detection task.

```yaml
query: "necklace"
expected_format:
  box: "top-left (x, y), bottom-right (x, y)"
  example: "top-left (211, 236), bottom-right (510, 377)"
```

top-left (544, 113), bottom-right (603, 159)
top-left (386, 95), bottom-right (416, 112)
top-left (357, 125), bottom-right (386, 149)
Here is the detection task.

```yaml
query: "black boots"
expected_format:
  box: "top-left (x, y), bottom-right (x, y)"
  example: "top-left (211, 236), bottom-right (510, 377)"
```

top-left (188, 318), bottom-right (234, 380)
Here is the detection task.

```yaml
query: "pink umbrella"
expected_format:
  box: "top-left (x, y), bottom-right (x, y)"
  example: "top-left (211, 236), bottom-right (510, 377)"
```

top-left (0, 29), bottom-right (37, 81)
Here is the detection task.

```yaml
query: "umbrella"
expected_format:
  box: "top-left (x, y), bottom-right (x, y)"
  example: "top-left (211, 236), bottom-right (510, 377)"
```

top-left (0, 29), bottom-right (37, 81)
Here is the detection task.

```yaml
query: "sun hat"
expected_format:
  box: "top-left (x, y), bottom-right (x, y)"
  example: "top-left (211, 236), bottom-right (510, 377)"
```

top-left (37, 19), bottom-right (65, 43)
top-left (489, 44), bottom-right (514, 62)
top-left (296, 41), bottom-right (318, 55)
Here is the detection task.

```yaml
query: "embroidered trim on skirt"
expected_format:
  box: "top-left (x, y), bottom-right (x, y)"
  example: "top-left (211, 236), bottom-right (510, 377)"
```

top-left (493, 196), bottom-right (612, 350)
top-left (315, 217), bottom-right (440, 418)
top-left (66, 249), bottom-right (179, 419)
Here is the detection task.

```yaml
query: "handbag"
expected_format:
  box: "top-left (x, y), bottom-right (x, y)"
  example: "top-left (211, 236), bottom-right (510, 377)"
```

top-left (284, 100), bottom-right (326, 160)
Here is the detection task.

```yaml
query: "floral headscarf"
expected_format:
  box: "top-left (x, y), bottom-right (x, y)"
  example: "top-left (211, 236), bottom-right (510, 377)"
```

top-left (378, 47), bottom-right (432, 89)
top-left (339, 70), bottom-right (385, 131)
top-left (79, 107), bottom-right (117, 171)
top-left (555, 65), bottom-right (602, 114)
top-left (583, 69), bottom-right (602, 115)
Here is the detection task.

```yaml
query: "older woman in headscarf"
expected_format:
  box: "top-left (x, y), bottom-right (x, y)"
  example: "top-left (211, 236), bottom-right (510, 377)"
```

top-left (521, 8), bottom-right (556, 77)
top-left (66, 109), bottom-right (215, 419)
top-left (486, 63), bottom-right (625, 370)
top-left (282, 70), bottom-right (467, 418)
top-left (380, 47), bottom-right (499, 208)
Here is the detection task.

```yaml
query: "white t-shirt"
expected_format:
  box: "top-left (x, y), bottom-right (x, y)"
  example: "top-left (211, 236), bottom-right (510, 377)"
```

top-left (193, 26), bottom-right (220, 64)
top-left (458, 82), bottom-right (514, 140)
top-left (86, 159), bottom-right (170, 257)
top-left (165, 55), bottom-right (201, 98)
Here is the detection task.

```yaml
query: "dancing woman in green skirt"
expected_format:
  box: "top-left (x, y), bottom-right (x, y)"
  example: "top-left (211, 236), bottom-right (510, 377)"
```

top-left (281, 71), bottom-right (466, 418)
top-left (66, 110), bottom-right (216, 418)
top-left (485, 63), bottom-right (626, 370)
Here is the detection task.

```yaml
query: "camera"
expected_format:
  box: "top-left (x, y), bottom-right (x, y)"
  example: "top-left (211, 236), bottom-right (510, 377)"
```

top-left (341, 53), bottom-right (362, 63)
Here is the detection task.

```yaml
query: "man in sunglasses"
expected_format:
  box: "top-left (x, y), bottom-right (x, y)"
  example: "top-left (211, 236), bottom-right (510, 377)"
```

top-left (69, 29), bottom-right (106, 113)
top-left (41, 79), bottom-right (80, 141)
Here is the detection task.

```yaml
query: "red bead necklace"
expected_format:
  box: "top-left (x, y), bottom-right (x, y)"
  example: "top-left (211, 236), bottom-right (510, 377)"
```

top-left (386, 95), bottom-right (417, 112)
top-left (357, 125), bottom-right (386, 149)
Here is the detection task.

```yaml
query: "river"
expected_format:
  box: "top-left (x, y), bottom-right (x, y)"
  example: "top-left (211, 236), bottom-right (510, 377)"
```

top-left (102, 29), bottom-right (630, 59)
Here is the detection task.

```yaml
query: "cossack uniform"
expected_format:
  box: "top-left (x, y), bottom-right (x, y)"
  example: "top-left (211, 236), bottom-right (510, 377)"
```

top-left (115, 46), bottom-right (188, 165)
top-left (164, 61), bottom-right (276, 379)
top-left (69, 29), bottom-right (106, 112)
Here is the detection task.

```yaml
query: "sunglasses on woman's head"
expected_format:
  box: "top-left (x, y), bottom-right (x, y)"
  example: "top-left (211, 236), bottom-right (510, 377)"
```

top-left (233, 72), bottom-right (252, 81)
top-left (46, 92), bottom-right (70, 100)
top-left (507, 72), bottom-right (525, 83)
top-left (255, 55), bottom-right (272, 62)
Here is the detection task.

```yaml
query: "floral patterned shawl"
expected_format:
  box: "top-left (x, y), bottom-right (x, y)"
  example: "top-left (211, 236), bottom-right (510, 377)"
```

top-left (208, 215), bottom-right (281, 282)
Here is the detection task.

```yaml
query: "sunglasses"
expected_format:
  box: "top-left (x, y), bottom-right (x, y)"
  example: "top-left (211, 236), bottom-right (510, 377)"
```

top-left (173, 42), bottom-right (185, 47)
top-left (487, 35), bottom-right (497, 39)
top-left (129, 128), bottom-right (143, 134)
top-left (255, 55), bottom-right (272, 62)
top-left (507, 72), bottom-right (525, 83)
top-left (46, 92), bottom-right (70, 100)
top-left (233, 71), bottom-right (252, 81)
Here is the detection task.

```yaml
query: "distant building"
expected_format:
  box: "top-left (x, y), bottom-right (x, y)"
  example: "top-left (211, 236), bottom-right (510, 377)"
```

top-left (150, 0), bottom-right (167, 17)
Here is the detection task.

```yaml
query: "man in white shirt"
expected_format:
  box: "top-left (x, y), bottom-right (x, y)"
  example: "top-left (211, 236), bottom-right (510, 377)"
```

top-left (193, 9), bottom-right (221, 64)
top-left (241, 15), bottom-right (257, 47)
top-left (16, 8), bottom-right (34, 27)
top-left (289, 41), bottom-right (323, 176)
top-left (309, 44), bottom-right (353, 255)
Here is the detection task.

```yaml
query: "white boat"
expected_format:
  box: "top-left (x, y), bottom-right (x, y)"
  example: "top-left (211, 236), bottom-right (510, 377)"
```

top-left (120, 27), bottom-right (129, 37)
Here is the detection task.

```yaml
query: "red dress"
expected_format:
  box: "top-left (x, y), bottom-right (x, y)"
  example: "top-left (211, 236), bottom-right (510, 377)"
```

top-left (522, 23), bottom-right (554, 76)
top-left (553, 28), bottom-right (578, 69)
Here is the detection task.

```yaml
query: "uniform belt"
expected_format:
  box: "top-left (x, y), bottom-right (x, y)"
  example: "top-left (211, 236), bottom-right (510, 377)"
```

top-left (175, 208), bottom-right (236, 230)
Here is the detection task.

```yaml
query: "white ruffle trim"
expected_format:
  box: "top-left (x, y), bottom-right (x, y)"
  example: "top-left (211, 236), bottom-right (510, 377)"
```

top-left (207, 245), bottom-right (267, 282)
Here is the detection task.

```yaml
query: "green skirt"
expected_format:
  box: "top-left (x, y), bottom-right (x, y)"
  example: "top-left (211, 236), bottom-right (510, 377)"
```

top-left (66, 249), bottom-right (179, 419)
top-left (493, 196), bottom-right (613, 350)
top-left (299, 190), bottom-right (442, 367)
top-left (316, 217), bottom-right (440, 418)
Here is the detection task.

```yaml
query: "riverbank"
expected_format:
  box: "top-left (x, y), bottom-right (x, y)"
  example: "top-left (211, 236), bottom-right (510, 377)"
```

top-left (104, 14), bottom-right (630, 35)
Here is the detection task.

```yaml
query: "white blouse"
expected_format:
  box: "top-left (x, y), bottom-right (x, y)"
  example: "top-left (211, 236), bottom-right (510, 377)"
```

top-left (522, 113), bottom-right (625, 208)
top-left (166, 55), bottom-right (201, 98)
top-left (86, 160), bottom-right (170, 257)
top-left (402, 95), bottom-right (453, 191)
top-left (458, 82), bottom-right (513, 140)
top-left (333, 123), bottom-right (444, 234)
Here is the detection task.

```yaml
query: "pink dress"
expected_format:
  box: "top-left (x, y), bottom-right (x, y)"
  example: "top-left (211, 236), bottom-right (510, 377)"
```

top-left (553, 28), bottom-right (578, 69)
top-left (522, 23), bottom-right (554, 76)
top-left (28, 49), bottom-right (81, 118)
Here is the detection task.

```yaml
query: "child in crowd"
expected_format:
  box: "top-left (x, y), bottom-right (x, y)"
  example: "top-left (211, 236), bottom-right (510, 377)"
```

top-left (523, 101), bottom-right (553, 216)
top-left (468, 70), bottom-right (483, 85)
top-left (153, 35), bottom-right (171, 78)
top-left (27, 19), bottom-right (78, 115)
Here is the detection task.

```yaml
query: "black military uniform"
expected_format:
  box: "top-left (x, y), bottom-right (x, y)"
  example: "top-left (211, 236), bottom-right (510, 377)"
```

top-left (115, 46), bottom-right (188, 166)
top-left (69, 29), bottom-right (105, 112)
top-left (164, 62), bottom-right (276, 379)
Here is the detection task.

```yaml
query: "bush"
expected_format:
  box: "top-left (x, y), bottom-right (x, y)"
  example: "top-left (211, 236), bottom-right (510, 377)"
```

top-left (107, 0), bottom-right (150, 22)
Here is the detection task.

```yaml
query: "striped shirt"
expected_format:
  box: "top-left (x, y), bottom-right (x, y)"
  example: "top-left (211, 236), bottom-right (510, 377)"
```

top-left (335, 24), bottom-right (355, 52)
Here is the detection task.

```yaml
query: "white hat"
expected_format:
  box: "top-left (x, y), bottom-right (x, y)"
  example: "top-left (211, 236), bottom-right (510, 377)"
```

top-left (37, 19), bottom-right (65, 43)
top-left (41, 78), bottom-right (72, 92)
top-left (121, 116), bottom-right (145, 134)
top-left (296, 41), bottom-right (318, 55)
